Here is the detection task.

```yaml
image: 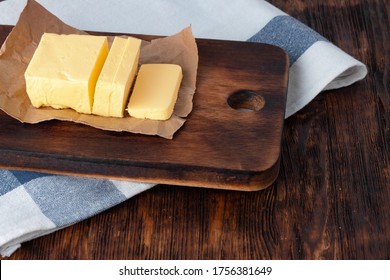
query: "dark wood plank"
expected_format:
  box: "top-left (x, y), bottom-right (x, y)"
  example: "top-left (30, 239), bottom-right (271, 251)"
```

top-left (0, 25), bottom-right (288, 191)
top-left (270, 0), bottom-right (390, 259)
top-left (1, 0), bottom-right (389, 260)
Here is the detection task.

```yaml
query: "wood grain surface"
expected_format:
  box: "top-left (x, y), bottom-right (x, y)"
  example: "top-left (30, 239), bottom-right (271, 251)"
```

top-left (1, 0), bottom-right (389, 259)
top-left (0, 31), bottom-right (288, 191)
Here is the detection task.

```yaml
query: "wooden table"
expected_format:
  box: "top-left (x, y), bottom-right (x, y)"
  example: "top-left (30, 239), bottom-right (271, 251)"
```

top-left (1, 0), bottom-right (389, 259)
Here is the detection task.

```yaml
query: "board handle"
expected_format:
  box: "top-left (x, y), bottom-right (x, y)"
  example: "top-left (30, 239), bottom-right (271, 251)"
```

top-left (227, 90), bottom-right (265, 112)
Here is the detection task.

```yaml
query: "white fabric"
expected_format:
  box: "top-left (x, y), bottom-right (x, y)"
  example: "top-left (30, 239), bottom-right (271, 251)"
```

top-left (0, 186), bottom-right (56, 256)
top-left (112, 180), bottom-right (154, 198)
top-left (0, 0), bottom-right (286, 40)
top-left (287, 40), bottom-right (367, 115)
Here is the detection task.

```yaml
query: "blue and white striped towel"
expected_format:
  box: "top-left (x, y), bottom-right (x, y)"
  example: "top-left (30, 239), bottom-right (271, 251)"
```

top-left (0, 0), bottom-right (367, 257)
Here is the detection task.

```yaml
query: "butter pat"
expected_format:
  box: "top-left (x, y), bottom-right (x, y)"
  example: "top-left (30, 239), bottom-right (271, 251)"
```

top-left (92, 37), bottom-right (142, 117)
top-left (127, 64), bottom-right (183, 120)
top-left (24, 33), bottom-right (108, 114)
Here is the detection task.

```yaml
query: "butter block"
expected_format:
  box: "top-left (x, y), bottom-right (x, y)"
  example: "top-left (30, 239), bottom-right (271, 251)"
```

top-left (24, 33), bottom-right (109, 114)
top-left (127, 64), bottom-right (183, 120)
top-left (92, 36), bottom-right (142, 117)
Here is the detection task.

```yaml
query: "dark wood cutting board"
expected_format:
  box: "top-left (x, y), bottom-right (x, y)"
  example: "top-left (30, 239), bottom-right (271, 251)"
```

top-left (0, 25), bottom-right (289, 191)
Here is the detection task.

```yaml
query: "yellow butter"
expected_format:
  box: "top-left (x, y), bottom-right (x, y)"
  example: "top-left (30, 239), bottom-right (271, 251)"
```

top-left (24, 33), bottom-right (108, 114)
top-left (127, 64), bottom-right (183, 120)
top-left (92, 37), bottom-right (141, 117)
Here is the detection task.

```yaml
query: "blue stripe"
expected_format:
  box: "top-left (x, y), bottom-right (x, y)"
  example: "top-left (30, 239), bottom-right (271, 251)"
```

top-left (1, 170), bottom-right (51, 196)
top-left (10, 170), bottom-right (51, 185)
top-left (24, 176), bottom-right (127, 227)
top-left (248, 15), bottom-right (327, 64)
top-left (0, 170), bottom-right (21, 195)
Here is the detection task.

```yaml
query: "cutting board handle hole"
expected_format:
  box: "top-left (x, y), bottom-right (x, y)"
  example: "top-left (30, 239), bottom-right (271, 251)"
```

top-left (227, 90), bottom-right (265, 112)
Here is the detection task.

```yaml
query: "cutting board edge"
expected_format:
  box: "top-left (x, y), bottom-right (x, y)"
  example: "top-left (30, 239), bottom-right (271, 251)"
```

top-left (0, 147), bottom-right (281, 191)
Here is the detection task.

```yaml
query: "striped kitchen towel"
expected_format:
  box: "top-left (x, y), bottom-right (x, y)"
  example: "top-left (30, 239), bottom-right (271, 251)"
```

top-left (0, 170), bottom-right (154, 257)
top-left (0, 0), bottom-right (367, 257)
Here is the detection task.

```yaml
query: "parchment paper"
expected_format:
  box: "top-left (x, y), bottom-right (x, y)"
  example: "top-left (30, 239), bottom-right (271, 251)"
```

top-left (0, 0), bottom-right (198, 139)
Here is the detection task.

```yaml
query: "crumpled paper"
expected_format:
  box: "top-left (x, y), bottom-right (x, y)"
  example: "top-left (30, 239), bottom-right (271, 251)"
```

top-left (0, 0), bottom-right (198, 139)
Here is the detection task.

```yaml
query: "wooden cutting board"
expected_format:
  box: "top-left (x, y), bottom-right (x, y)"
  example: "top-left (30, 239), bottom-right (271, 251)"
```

top-left (0, 25), bottom-right (289, 191)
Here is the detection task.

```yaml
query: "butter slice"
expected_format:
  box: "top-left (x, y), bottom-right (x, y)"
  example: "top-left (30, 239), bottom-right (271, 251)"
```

top-left (24, 33), bottom-right (108, 114)
top-left (92, 37), bottom-right (142, 117)
top-left (127, 64), bottom-right (183, 120)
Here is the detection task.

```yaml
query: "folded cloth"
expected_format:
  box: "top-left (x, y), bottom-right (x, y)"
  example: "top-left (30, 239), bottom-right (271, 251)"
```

top-left (0, 0), bottom-right (367, 257)
top-left (0, 170), bottom-right (154, 256)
